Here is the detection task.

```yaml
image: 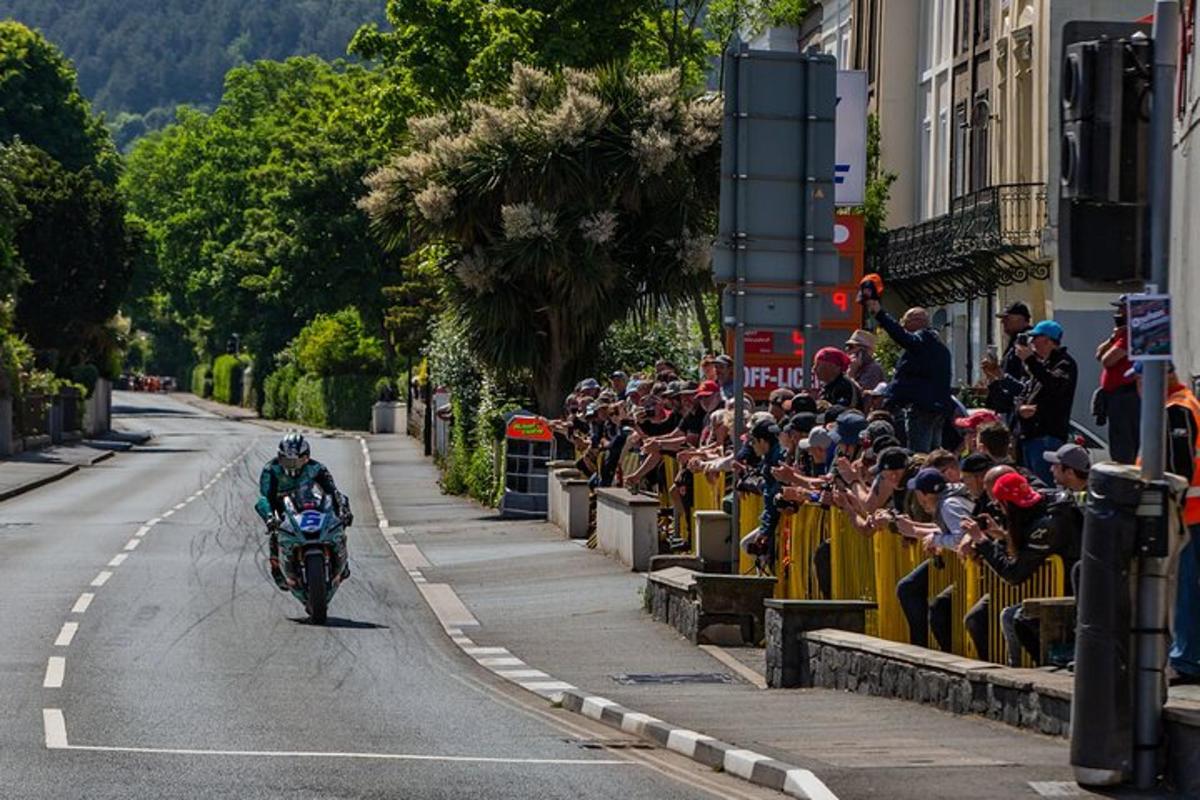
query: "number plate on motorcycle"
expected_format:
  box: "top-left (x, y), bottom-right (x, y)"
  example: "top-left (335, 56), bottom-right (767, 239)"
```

top-left (300, 511), bottom-right (324, 531)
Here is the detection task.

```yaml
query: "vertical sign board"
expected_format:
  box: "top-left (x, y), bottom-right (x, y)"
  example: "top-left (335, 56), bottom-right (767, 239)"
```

top-left (835, 71), bottom-right (869, 207)
top-left (500, 413), bottom-right (554, 519)
top-left (728, 213), bottom-right (866, 399)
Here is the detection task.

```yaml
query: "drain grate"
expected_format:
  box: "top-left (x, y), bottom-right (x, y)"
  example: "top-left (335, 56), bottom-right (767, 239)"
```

top-left (611, 672), bottom-right (733, 685)
top-left (568, 737), bottom-right (653, 751)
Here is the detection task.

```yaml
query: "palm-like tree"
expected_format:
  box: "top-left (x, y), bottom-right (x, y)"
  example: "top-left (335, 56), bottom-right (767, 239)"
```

top-left (362, 62), bottom-right (721, 415)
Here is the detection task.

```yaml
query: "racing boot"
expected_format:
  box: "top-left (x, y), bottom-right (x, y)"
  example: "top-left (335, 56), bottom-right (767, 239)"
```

top-left (268, 533), bottom-right (288, 591)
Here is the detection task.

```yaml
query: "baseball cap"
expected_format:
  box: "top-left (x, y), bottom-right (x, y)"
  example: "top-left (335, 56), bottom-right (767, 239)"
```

top-left (960, 453), bottom-right (996, 475)
top-left (907, 467), bottom-right (948, 494)
top-left (751, 418), bottom-right (781, 440)
top-left (578, 378), bottom-right (600, 391)
top-left (823, 405), bottom-right (847, 425)
top-left (874, 446), bottom-right (910, 473)
top-left (991, 472), bottom-right (1043, 508)
top-left (1043, 443), bottom-right (1091, 473)
top-left (785, 412), bottom-right (818, 436)
top-left (814, 347), bottom-right (852, 371)
top-left (954, 408), bottom-right (1001, 430)
top-left (663, 380), bottom-right (683, 397)
top-left (869, 434), bottom-right (901, 454)
top-left (996, 301), bottom-right (1031, 319)
top-left (768, 387), bottom-right (796, 405)
top-left (800, 427), bottom-right (839, 450)
top-left (836, 411), bottom-right (868, 444)
top-left (1029, 320), bottom-right (1064, 342)
top-left (862, 419), bottom-right (896, 444)
top-left (695, 380), bottom-right (720, 398)
top-left (714, 354), bottom-right (733, 367)
top-left (788, 394), bottom-right (818, 414)
top-left (678, 380), bottom-right (699, 395)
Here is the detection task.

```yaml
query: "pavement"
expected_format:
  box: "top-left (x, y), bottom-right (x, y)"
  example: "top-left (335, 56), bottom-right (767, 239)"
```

top-left (2, 391), bottom-right (779, 800)
top-left (365, 431), bottom-right (1134, 800)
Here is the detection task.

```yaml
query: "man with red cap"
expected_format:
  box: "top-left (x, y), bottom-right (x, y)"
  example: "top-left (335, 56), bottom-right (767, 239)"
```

top-left (960, 471), bottom-right (1082, 665)
top-left (813, 347), bottom-right (860, 410)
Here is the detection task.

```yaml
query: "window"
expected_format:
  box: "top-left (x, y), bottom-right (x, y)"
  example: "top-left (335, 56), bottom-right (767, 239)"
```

top-left (958, 0), bottom-right (971, 55)
top-left (953, 100), bottom-right (969, 198)
top-left (975, 0), bottom-right (991, 44)
top-left (971, 92), bottom-right (991, 190)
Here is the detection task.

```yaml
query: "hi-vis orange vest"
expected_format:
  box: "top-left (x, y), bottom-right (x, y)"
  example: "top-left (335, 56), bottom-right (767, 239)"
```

top-left (1167, 386), bottom-right (1200, 525)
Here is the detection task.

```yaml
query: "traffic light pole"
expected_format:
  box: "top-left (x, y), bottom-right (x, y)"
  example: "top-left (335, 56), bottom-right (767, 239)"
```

top-left (1134, 1), bottom-right (1178, 788)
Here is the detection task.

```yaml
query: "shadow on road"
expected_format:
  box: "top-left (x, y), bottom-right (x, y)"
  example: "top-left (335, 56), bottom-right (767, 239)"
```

top-left (290, 617), bottom-right (390, 630)
top-left (112, 404), bottom-right (200, 416)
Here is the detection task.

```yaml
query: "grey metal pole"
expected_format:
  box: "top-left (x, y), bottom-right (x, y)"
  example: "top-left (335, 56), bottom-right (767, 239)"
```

top-left (1134, 1), bottom-right (1178, 788)
top-left (730, 41), bottom-right (747, 572)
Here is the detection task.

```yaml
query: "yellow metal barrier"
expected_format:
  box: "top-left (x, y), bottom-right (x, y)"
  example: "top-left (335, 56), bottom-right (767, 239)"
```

top-left (925, 553), bottom-right (981, 657)
top-left (830, 510), bottom-right (876, 602)
top-left (980, 555), bottom-right (1066, 667)
top-left (737, 493), bottom-right (765, 575)
top-left (780, 505), bottom-right (826, 600)
top-left (873, 531), bottom-right (922, 643)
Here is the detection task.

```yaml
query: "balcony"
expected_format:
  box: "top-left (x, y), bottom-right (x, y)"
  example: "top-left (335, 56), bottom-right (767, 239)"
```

top-left (873, 183), bottom-right (1050, 306)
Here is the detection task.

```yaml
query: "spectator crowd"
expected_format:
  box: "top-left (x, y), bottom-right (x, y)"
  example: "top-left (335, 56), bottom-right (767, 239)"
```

top-left (547, 297), bottom-right (1200, 682)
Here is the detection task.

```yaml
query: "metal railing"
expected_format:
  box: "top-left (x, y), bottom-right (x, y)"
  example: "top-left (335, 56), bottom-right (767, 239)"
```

top-left (874, 183), bottom-right (1051, 306)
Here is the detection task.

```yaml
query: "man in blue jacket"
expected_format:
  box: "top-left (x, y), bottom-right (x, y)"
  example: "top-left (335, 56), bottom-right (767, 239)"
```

top-left (865, 299), bottom-right (953, 453)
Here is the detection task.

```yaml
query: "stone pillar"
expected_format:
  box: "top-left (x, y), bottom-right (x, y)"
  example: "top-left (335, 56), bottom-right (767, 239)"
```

top-left (0, 396), bottom-right (12, 457)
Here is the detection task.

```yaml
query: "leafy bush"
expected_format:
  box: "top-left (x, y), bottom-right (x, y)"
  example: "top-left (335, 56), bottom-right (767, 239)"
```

top-left (191, 362), bottom-right (211, 397)
top-left (293, 373), bottom-right (378, 430)
top-left (596, 316), bottom-right (693, 379)
top-left (211, 354), bottom-right (248, 405)
top-left (441, 395), bottom-right (470, 496)
top-left (70, 364), bottom-right (99, 397)
top-left (293, 307), bottom-right (385, 377)
top-left (262, 363), bottom-right (301, 421)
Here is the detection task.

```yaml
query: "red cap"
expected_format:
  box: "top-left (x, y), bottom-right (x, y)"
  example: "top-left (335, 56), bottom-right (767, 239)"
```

top-left (991, 472), bottom-right (1042, 509)
top-left (695, 380), bottom-right (720, 398)
top-left (954, 409), bottom-right (1001, 430)
top-left (814, 347), bottom-right (852, 371)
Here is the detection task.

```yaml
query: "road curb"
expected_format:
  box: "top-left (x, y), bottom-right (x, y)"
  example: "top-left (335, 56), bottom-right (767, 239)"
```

top-left (558, 691), bottom-right (837, 800)
top-left (0, 464), bottom-right (80, 503)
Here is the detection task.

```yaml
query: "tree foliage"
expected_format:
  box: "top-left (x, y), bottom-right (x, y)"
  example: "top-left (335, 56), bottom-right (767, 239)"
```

top-left (293, 307), bottom-right (385, 377)
top-left (0, 21), bottom-right (119, 180)
top-left (0, 1), bottom-right (386, 143)
top-left (122, 57), bottom-right (397, 377)
top-left (361, 63), bottom-right (721, 414)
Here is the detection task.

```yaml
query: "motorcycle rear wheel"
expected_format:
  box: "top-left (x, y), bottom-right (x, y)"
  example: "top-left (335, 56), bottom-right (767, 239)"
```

top-left (304, 550), bottom-right (328, 625)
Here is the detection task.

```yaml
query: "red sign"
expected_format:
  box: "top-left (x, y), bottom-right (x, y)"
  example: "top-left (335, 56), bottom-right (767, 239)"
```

top-left (745, 330), bottom-right (774, 355)
top-left (505, 415), bottom-right (553, 442)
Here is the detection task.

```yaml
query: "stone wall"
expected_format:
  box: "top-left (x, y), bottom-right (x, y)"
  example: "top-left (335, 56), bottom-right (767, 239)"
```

top-left (799, 630), bottom-right (1073, 738)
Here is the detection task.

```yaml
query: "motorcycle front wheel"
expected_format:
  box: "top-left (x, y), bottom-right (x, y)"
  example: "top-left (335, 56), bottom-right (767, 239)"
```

top-left (304, 550), bottom-right (328, 625)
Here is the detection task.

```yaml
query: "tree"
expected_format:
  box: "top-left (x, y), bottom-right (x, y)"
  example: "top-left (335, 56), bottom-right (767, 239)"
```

top-left (360, 63), bottom-right (722, 414)
top-left (350, 0), bottom-right (652, 105)
top-left (0, 22), bottom-right (119, 182)
top-left (123, 58), bottom-right (399, 378)
top-left (4, 144), bottom-right (140, 367)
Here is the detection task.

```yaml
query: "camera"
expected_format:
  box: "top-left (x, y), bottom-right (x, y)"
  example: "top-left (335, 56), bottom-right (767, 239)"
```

top-left (1016, 333), bottom-right (1030, 347)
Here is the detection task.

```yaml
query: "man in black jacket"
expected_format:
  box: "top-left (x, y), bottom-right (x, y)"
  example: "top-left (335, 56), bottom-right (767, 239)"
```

top-left (864, 299), bottom-right (952, 453)
top-left (982, 301), bottom-right (1032, 416)
top-left (1014, 320), bottom-right (1078, 486)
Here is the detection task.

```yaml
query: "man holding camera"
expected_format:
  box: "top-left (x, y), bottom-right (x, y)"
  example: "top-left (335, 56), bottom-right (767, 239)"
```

top-left (982, 301), bottom-right (1032, 416)
top-left (1014, 320), bottom-right (1078, 487)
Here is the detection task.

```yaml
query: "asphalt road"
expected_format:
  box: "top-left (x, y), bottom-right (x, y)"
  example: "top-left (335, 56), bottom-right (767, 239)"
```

top-left (0, 392), bottom-right (774, 800)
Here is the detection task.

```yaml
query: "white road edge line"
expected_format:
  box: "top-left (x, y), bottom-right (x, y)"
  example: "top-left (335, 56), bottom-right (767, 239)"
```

top-left (107, 554), bottom-right (128, 568)
top-left (54, 622), bottom-right (79, 647)
top-left (43, 657), bottom-right (65, 688)
top-left (39, 708), bottom-right (628, 765)
top-left (785, 769), bottom-right (841, 800)
top-left (71, 594), bottom-right (93, 614)
top-left (90, 571), bottom-right (112, 588)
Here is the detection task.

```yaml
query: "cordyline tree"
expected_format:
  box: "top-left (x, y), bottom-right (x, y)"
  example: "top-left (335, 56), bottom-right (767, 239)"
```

top-left (360, 63), bottom-right (721, 415)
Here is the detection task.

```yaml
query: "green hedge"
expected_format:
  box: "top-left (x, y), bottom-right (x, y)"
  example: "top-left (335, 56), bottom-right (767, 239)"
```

top-left (293, 373), bottom-right (378, 430)
top-left (191, 363), bottom-right (212, 398)
top-left (262, 363), bottom-right (301, 420)
top-left (212, 354), bottom-right (248, 406)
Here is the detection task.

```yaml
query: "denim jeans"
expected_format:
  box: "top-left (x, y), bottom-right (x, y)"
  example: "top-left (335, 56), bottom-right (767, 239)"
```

top-left (897, 405), bottom-right (944, 454)
top-left (1171, 530), bottom-right (1200, 678)
top-left (1021, 435), bottom-right (1063, 487)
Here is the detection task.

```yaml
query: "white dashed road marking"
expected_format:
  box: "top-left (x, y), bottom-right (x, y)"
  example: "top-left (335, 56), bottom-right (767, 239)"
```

top-left (71, 594), bottom-right (93, 614)
top-left (43, 657), bottom-right (65, 688)
top-left (90, 571), bottom-right (112, 588)
top-left (107, 554), bottom-right (127, 568)
top-left (54, 623), bottom-right (78, 647)
top-left (123, 539), bottom-right (140, 551)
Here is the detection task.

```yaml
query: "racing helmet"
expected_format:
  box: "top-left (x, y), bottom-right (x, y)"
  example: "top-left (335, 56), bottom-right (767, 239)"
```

top-left (278, 432), bottom-right (311, 477)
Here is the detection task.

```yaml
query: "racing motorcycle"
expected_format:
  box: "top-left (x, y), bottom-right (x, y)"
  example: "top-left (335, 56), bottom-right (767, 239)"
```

top-left (257, 484), bottom-right (349, 624)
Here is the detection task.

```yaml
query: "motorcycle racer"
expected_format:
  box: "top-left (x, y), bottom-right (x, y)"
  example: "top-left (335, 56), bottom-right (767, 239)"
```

top-left (256, 432), bottom-right (352, 589)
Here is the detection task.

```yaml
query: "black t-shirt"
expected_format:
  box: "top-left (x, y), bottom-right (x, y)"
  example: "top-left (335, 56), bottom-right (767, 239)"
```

top-left (822, 373), bottom-right (861, 410)
top-left (679, 408), bottom-right (706, 439)
top-left (638, 411), bottom-right (680, 437)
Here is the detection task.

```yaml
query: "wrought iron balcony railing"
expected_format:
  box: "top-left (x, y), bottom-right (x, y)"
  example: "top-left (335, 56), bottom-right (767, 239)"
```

top-left (873, 183), bottom-right (1050, 306)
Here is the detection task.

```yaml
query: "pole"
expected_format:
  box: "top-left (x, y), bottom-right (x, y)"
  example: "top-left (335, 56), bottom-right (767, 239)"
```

top-left (729, 41), bottom-right (746, 572)
top-left (1134, 1), bottom-right (1178, 788)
